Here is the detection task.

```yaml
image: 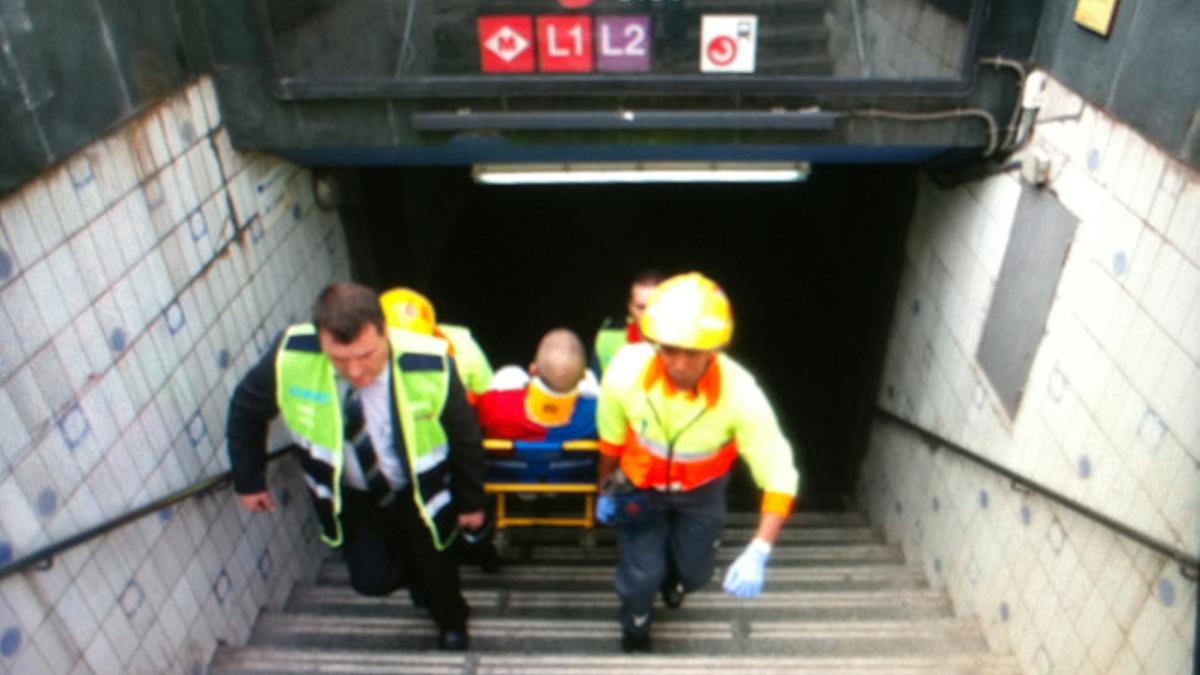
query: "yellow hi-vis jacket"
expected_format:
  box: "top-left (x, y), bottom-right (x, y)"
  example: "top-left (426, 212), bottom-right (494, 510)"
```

top-left (597, 343), bottom-right (800, 516)
top-left (276, 324), bottom-right (459, 549)
top-left (436, 323), bottom-right (493, 403)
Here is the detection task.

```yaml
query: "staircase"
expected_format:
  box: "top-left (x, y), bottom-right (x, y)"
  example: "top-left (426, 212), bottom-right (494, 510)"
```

top-left (210, 510), bottom-right (1020, 674)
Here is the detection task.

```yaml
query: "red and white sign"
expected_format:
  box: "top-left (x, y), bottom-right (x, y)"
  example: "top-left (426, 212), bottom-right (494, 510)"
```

top-left (537, 15), bottom-right (594, 72)
top-left (479, 16), bottom-right (535, 72)
top-left (557, 0), bottom-right (593, 7)
top-left (700, 15), bottom-right (757, 73)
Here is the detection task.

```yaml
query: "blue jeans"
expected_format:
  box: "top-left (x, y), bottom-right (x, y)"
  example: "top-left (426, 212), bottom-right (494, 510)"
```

top-left (614, 475), bottom-right (728, 635)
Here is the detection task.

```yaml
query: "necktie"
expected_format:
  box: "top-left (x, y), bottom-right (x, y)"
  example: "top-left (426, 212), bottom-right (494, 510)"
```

top-left (344, 387), bottom-right (399, 506)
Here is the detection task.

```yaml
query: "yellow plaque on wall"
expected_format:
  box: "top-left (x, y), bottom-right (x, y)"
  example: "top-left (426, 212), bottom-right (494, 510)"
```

top-left (1074, 0), bottom-right (1120, 36)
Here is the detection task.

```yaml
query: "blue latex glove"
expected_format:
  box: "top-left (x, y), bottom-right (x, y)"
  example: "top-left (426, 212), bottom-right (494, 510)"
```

top-left (596, 495), bottom-right (617, 525)
top-left (722, 540), bottom-right (771, 598)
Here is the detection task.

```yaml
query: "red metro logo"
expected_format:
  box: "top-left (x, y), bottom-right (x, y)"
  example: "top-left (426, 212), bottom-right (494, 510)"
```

top-left (557, 0), bottom-right (594, 7)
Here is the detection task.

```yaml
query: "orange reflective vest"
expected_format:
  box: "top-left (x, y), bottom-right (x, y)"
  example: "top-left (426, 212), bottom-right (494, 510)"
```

top-left (596, 343), bottom-right (799, 516)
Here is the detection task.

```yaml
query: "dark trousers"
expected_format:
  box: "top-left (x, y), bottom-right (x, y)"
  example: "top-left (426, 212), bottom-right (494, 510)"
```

top-left (340, 488), bottom-right (468, 631)
top-left (614, 475), bottom-right (728, 635)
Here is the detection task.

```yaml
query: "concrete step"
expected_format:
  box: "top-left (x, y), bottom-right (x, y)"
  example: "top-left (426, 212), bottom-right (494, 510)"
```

top-left (213, 647), bottom-right (1023, 675)
top-left (286, 586), bottom-right (954, 621)
top-left (317, 561), bottom-right (931, 592)
top-left (248, 613), bottom-right (990, 656)
top-left (487, 542), bottom-right (906, 565)
top-left (486, 524), bottom-right (885, 547)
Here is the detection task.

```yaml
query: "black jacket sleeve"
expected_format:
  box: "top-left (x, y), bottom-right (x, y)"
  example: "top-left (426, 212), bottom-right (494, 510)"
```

top-left (226, 337), bottom-right (283, 494)
top-left (441, 357), bottom-right (486, 513)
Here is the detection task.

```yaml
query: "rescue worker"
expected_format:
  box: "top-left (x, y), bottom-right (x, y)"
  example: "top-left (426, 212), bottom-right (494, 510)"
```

top-left (591, 270), bottom-right (664, 375)
top-left (381, 287), bottom-right (494, 405)
top-left (226, 282), bottom-right (486, 651)
top-left (594, 272), bottom-right (801, 653)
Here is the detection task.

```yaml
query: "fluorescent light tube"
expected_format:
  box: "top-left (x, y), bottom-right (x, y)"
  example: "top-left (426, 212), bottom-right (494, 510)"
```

top-left (472, 162), bottom-right (810, 185)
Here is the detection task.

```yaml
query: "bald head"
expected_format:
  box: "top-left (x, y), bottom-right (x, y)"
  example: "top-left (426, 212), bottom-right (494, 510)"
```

top-left (531, 328), bottom-right (587, 393)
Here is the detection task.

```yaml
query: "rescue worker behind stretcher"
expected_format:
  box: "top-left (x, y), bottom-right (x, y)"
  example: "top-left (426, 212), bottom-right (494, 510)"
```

top-left (381, 287), bottom-right (494, 405)
top-left (591, 269), bottom-right (664, 376)
top-left (594, 272), bottom-right (801, 653)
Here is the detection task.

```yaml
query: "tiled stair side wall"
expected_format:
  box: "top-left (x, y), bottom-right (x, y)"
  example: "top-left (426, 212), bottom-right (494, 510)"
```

top-left (0, 76), bottom-right (343, 674)
top-left (860, 70), bottom-right (1198, 674)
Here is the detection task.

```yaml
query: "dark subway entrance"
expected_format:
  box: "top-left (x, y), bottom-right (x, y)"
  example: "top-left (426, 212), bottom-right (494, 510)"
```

top-left (337, 165), bottom-right (918, 504)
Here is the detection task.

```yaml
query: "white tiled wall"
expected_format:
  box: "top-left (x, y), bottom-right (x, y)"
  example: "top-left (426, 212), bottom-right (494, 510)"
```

top-left (0, 77), bottom-right (342, 674)
top-left (861, 70), bottom-right (1198, 674)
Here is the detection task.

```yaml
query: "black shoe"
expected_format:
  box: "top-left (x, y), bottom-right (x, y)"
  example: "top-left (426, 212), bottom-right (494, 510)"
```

top-left (661, 576), bottom-right (684, 609)
top-left (437, 628), bottom-right (469, 651)
top-left (620, 629), bottom-right (651, 653)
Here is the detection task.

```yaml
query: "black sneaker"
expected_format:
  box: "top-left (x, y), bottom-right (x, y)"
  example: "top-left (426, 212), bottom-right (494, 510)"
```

top-left (620, 629), bottom-right (651, 653)
top-left (660, 576), bottom-right (684, 609)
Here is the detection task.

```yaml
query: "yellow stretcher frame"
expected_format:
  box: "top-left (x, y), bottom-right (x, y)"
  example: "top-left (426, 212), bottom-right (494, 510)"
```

top-left (483, 438), bottom-right (599, 531)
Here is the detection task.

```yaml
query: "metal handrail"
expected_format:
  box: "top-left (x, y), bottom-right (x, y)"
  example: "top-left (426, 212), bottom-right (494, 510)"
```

top-left (0, 447), bottom-right (295, 581)
top-left (874, 407), bottom-right (1198, 579)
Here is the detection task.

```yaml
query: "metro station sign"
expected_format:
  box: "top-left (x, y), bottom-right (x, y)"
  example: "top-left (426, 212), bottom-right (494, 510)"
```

top-left (478, 16), bottom-right (536, 73)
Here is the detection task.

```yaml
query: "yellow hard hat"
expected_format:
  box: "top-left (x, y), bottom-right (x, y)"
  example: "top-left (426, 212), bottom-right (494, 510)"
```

top-left (380, 287), bottom-right (437, 335)
top-left (639, 272), bottom-right (733, 350)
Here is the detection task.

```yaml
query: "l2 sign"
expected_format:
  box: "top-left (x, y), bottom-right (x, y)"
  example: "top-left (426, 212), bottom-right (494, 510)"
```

top-left (596, 16), bottom-right (651, 72)
top-left (700, 15), bottom-right (757, 73)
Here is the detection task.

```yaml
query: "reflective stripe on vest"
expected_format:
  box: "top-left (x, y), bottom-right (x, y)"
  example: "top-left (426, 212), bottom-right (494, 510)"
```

top-left (622, 425), bottom-right (740, 491)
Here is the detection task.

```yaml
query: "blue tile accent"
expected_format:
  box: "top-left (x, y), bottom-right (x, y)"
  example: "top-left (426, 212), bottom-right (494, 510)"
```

top-left (1112, 251), bottom-right (1128, 276)
top-left (1078, 455), bottom-right (1092, 479)
top-left (56, 404), bottom-right (91, 450)
top-left (217, 348), bottom-right (231, 369)
top-left (1021, 505), bottom-right (1033, 525)
top-left (291, 204), bottom-right (302, 220)
top-left (1158, 579), bottom-right (1176, 607)
top-left (69, 163), bottom-right (96, 189)
top-left (181, 121), bottom-right (197, 146)
top-left (1087, 148), bottom-right (1101, 172)
top-left (0, 250), bottom-right (13, 280)
top-left (999, 602), bottom-right (1010, 622)
top-left (978, 490), bottom-right (989, 509)
top-left (186, 411), bottom-right (208, 448)
top-left (253, 326), bottom-right (269, 355)
top-left (931, 496), bottom-right (940, 512)
top-left (1, 626), bottom-right (20, 658)
top-left (164, 301), bottom-right (186, 335)
top-left (250, 218), bottom-right (265, 243)
top-left (0, 541), bottom-right (11, 565)
top-left (257, 550), bottom-right (273, 580)
top-left (213, 569), bottom-right (232, 603)
top-left (189, 212), bottom-right (208, 242)
top-left (143, 177), bottom-right (166, 211)
top-left (36, 488), bottom-right (57, 517)
top-left (109, 327), bottom-right (127, 352)
top-left (119, 580), bottom-right (144, 618)
top-left (158, 506), bottom-right (173, 522)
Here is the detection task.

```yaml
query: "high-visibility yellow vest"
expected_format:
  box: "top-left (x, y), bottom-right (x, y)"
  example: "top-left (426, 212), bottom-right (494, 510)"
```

top-left (593, 316), bottom-right (632, 375)
top-left (276, 324), bottom-right (459, 550)
top-left (597, 343), bottom-right (800, 516)
top-left (438, 323), bottom-right (493, 401)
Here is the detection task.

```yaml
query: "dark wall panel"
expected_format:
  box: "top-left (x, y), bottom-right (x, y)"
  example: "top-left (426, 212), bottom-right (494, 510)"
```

top-left (1034, 0), bottom-right (1200, 165)
top-left (0, 0), bottom-right (212, 197)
